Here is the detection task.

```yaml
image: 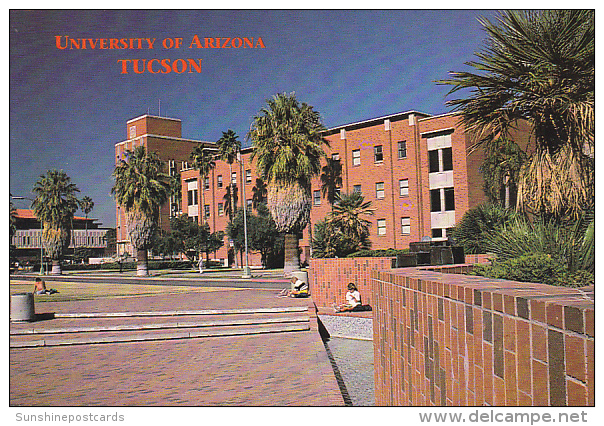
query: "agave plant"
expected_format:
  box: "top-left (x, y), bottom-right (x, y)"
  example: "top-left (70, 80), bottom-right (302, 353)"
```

top-left (249, 92), bottom-right (328, 275)
top-left (484, 212), bottom-right (594, 275)
top-left (112, 145), bottom-right (170, 276)
top-left (451, 203), bottom-right (518, 254)
top-left (32, 169), bottom-right (80, 274)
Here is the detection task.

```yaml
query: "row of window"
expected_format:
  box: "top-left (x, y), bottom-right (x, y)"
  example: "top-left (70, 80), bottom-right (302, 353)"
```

top-left (335, 140), bottom-right (408, 167)
top-left (182, 169), bottom-right (254, 190)
top-left (188, 199), bottom-right (255, 217)
top-left (375, 217), bottom-right (411, 236)
top-left (313, 179), bottom-right (410, 205)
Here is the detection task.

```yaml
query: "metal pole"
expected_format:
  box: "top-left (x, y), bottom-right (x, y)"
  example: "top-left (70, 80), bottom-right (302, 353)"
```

top-left (239, 152), bottom-right (251, 278)
top-left (40, 219), bottom-right (45, 275)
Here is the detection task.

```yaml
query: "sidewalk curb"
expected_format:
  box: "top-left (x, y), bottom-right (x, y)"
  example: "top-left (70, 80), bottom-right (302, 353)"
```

top-left (11, 316), bottom-right (310, 335)
top-left (10, 323), bottom-right (311, 348)
top-left (51, 306), bottom-right (308, 318)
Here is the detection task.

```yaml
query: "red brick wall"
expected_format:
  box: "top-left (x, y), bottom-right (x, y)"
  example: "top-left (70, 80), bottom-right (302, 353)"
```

top-left (371, 266), bottom-right (594, 406)
top-left (308, 257), bottom-right (394, 308)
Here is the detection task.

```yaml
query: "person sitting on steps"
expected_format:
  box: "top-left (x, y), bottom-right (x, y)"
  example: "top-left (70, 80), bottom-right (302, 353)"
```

top-left (278, 276), bottom-right (309, 298)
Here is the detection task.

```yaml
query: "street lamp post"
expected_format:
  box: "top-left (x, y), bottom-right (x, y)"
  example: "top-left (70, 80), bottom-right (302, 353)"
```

top-left (10, 195), bottom-right (45, 275)
top-left (238, 151), bottom-right (251, 279)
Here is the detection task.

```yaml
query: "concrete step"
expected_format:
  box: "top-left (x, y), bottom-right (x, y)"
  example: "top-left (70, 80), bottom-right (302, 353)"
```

top-left (10, 307), bottom-right (312, 348)
top-left (10, 322), bottom-right (310, 348)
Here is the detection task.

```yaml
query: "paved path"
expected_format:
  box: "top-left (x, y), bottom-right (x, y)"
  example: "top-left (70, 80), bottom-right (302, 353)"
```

top-left (9, 288), bottom-right (344, 406)
top-left (12, 271), bottom-right (290, 290)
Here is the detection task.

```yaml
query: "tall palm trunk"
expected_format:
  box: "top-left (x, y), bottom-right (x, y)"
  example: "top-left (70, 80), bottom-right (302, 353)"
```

top-left (283, 233), bottom-right (300, 276)
top-left (136, 248), bottom-right (148, 276)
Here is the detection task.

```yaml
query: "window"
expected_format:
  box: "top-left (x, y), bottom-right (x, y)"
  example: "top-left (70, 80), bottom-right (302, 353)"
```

top-left (429, 147), bottom-right (453, 173)
top-left (331, 153), bottom-right (340, 161)
top-left (376, 182), bottom-right (385, 199)
top-left (399, 179), bottom-right (409, 197)
top-left (313, 190), bottom-right (321, 206)
top-left (429, 150), bottom-right (440, 173)
top-left (181, 161), bottom-right (189, 170)
top-left (374, 145), bottom-right (383, 163)
top-left (129, 125), bottom-right (136, 138)
top-left (377, 219), bottom-right (386, 236)
top-left (204, 177), bottom-right (210, 190)
top-left (217, 175), bottom-right (223, 188)
top-left (246, 169), bottom-right (252, 184)
top-left (188, 189), bottom-right (198, 206)
top-left (231, 172), bottom-right (237, 184)
top-left (218, 203), bottom-right (224, 216)
top-left (432, 228), bottom-right (443, 238)
top-left (442, 147), bottom-right (453, 171)
top-left (431, 187), bottom-right (455, 212)
top-left (398, 141), bottom-right (407, 159)
top-left (444, 187), bottom-right (455, 211)
top-left (353, 184), bottom-right (362, 194)
top-left (430, 189), bottom-right (441, 212)
top-left (246, 199), bottom-right (253, 209)
top-left (168, 159), bottom-right (176, 176)
top-left (401, 217), bottom-right (411, 235)
top-left (352, 149), bottom-right (361, 166)
top-left (204, 205), bottom-right (210, 218)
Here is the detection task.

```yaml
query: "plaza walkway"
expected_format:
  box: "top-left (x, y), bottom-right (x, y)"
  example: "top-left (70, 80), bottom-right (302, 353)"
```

top-left (9, 282), bottom-right (345, 406)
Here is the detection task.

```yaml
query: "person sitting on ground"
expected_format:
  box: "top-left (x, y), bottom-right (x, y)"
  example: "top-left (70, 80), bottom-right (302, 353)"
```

top-left (334, 283), bottom-right (363, 312)
top-left (32, 278), bottom-right (58, 295)
top-left (278, 276), bottom-right (309, 298)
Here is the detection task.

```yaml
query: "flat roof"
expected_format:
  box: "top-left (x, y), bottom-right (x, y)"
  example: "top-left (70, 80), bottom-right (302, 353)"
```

top-left (325, 110), bottom-right (432, 133)
top-left (126, 114), bottom-right (182, 124)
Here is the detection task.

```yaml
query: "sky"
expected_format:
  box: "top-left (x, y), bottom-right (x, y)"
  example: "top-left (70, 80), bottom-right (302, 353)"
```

top-left (9, 9), bottom-right (499, 228)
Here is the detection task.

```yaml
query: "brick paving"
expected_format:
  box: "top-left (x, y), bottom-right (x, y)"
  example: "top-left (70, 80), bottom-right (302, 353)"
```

top-left (9, 288), bottom-right (344, 406)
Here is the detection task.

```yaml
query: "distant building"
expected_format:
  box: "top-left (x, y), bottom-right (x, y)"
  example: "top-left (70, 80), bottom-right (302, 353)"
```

top-left (114, 114), bottom-right (214, 257)
top-left (117, 112), bottom-right (532, 267)
top-left (10, 209), bottom-right (110, 262)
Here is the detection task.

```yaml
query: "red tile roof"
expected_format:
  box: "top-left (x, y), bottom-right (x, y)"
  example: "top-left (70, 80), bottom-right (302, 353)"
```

top-left (14, 209), bottom-right (94, 222)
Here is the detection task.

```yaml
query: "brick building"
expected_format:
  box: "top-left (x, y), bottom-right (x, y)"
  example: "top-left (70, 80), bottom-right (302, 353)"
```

top-left (116, 111), bottom-right (532, 266)
top-left (114, 114), bottom-right (214, 257)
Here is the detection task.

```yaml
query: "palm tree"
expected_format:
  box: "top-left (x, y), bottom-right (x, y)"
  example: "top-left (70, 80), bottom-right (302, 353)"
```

top-left (190, 144), bottom-right (216, 226)
top-left (325, 192), bottom-right (374, 255)
top-left (223, 184), bottom-right (239, 220)
top-left (79, 196), bottom-right (94, 247)
top-left (32, 169), bottom-right (80, 275)
top-left (248, 92), bottom-right (328, 275)
top-left (442, 10), bottom-right (594, 219)
top-left (251, 177), bottom-right (268, 209)
top-left (112, 145), bottom-right (170, 276)
top-left (320, 157), bottom-right (343, 208)
top-left (216, 130), bottom-right (241, 222)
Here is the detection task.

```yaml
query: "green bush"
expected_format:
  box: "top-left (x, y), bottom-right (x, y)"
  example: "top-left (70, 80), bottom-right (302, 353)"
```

top-left (470, 253), bottom-right (566, 286)
top-left (347, 248), bottom-right (410, 258)
top-left (556, 270), bottom-right (594, 288)
top-left (451, 203), bottom-right (516, 254)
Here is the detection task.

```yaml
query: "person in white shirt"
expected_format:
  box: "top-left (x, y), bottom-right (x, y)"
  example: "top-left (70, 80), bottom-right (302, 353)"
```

top-left (278, 276), bottom-right (309, 298)
top-left (334, 283), bottom-right (362, 312)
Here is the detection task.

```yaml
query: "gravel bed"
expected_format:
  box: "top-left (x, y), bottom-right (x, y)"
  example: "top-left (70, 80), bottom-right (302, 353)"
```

top-left (318, 314), bottom-right (373, 341)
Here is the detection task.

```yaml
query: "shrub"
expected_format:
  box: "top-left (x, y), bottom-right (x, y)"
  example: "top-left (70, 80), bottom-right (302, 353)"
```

top-left (470, 253), bottom-right (566, 286)
top-left (347, 248), bottom-right (409, 258)
top-left (451, 203), bottom-right (517, 254)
